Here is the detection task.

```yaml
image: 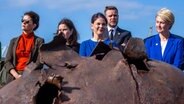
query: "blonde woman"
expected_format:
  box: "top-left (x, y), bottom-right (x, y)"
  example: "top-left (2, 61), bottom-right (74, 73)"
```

top-left (144, 8), bottom-right (184, 70)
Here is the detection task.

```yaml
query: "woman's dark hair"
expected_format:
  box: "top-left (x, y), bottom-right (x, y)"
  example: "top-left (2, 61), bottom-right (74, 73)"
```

top-left (57, 18), bottom-right (79, 45)
top-left (23, 11), bottom-right (40, 31)
top-left (91, 12), bottom-right (107, 24)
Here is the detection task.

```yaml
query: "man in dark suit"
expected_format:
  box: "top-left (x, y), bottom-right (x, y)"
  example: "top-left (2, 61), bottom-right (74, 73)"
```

top-left (104, 6), bottom-right (131, 51)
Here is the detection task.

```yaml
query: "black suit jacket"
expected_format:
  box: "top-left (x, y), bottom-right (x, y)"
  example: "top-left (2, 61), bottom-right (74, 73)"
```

top-left (113, 27), bottom-right (132, 46)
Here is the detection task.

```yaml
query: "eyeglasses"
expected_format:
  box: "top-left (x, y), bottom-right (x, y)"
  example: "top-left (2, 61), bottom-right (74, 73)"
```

top-left (21, 19), bottom-right (31, 24)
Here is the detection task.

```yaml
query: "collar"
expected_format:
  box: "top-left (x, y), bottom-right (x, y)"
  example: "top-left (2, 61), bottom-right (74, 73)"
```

top-left (91, 38), bottom-right (108, 42)
top-left (22, 32), bottom-right (34, 38)
top-left (107, 26), bottom-right (118, 32)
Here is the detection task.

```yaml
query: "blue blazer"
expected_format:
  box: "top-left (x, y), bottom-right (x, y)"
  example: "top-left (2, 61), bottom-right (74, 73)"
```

top-left (144, 33), bottom-right (184, 70)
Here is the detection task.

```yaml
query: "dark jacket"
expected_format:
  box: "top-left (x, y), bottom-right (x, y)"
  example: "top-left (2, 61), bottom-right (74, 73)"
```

top-left (67, 43), bottom-right (80, 54)
top-left (4, 35), bottom-right (44, 72)
top-left (114, 27), bottom-right (132, 51)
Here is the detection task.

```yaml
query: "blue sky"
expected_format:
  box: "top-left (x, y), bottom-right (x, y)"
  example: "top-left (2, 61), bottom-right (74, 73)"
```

top-left (0, 0), bottom-right (184, 48)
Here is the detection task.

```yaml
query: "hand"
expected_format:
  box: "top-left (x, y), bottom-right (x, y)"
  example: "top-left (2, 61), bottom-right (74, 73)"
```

top-left (10, 69), bottom-right (22, 79)
top-left (15, 74), bottom-right (22, 79)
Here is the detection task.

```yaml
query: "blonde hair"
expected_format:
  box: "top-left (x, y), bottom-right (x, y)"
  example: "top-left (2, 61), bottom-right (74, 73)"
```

top-left (156, 8), bottom-right (175, 29)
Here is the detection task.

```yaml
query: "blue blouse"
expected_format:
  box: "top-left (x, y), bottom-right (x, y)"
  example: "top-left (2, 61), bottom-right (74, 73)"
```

top-left (79, 38), bottom-right (115, 57)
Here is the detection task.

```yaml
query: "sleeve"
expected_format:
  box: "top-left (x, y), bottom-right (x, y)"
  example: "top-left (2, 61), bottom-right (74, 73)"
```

top-left (35, 38), bottom-right (45, 70)
top-left (173, 39), bottom-right (184, 70)
top-left (79, 41), bottom-right (86, 57)
top-left (144, 38), bottom-right (150, 57)
top-left (4, 38), bottom-right (16, 72)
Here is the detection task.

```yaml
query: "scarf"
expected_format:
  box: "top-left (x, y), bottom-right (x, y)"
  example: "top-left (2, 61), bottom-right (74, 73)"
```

top-left (15, 32), bottom-right (35, 71)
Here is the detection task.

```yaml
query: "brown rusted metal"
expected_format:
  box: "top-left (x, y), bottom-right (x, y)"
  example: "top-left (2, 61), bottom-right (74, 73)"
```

top-left (0, 36), bottom-right (184, 104)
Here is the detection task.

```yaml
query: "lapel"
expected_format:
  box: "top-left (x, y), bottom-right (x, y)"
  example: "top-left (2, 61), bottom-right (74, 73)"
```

top-left (13, 37), bottom-right (21, 63)
top-left (162, 34), bottom-right (174, 60)
top-left (113, 27), bottom-right (124, 42)
top-left (154, 35), bottom-right (163, 60)
top-left (114, 27), bottom-right (122, 41)
top-left (29, 36), bottom-right (37, 62)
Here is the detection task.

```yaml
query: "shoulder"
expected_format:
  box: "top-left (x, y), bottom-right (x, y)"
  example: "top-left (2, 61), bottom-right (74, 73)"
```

top-left (72, 42), bottom-right (80, 49)
top-left (34, 35), bottom-right (44, 42)
top-left (104, 38), bottom-right (111, 42)
top-left (117, 27), bottom-right (131, 33)
top-left (170, 34), bottom-right (184, 40)
top-left (81, 39), bottom-right (93, 44)
top-left (11, 36), bottom-right (19, 41)
top-left (144, 35), bottom-right (158, 41)
top-left (34, 35), bottom-right (44, 40)
top-left (9, 36), bottom-right (20, 44)
top-left (144, 35), bottom-right (159, 46)
top-left (116, 27), bottom-right (132, 37)
top-left (76, 42), bottom-right (80, 46)
top-left (80, 39), bottom-right (98, 48)
top-left (170, 34), bottom-right (184, 45)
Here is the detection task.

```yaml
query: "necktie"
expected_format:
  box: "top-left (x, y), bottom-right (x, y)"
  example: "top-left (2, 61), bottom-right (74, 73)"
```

top-left (109, 29), bottom-right (114, 48)
top-left (110, 29), bottom-right (114, 41)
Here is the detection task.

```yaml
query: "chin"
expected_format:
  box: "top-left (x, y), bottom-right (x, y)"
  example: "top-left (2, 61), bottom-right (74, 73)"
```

top-left (110, 24), bottom-right (116, 28)
top-left (156, 30), bottom-right (162, 33)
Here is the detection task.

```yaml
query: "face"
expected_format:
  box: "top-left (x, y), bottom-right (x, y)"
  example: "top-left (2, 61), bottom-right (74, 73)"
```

top-left (58, 24), bottom-right (73, 40)
top-left (105, 9), bottom-right (118, 28)
top-left (21, 15), bottom-right (36, 33)
top-left (155, 16), bottom-right (170, 34)
top-left (91, 17), bottom-right (107, 36)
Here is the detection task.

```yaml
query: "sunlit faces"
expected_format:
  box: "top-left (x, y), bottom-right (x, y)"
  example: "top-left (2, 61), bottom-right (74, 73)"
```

top-left (21, 15), bottom-right (36, 32)
top-left (58, 24), bottom-right (73, 39)
top-left (156, 16), bottom-right (170, 34)
top-left (91, 17), bottom-right (107, 36)
top-left (105, 10), bottom-right (118, 28)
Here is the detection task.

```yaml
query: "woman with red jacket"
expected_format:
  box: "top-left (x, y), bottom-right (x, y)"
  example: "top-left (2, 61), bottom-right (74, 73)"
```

top-left (3, 11), bottom-right (44, 84)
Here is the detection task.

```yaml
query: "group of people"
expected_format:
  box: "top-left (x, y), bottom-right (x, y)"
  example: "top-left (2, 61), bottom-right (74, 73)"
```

top-left (80, 6), bottom-right (131, 57)
top-left (0, 6), bottom-right (184, 86)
